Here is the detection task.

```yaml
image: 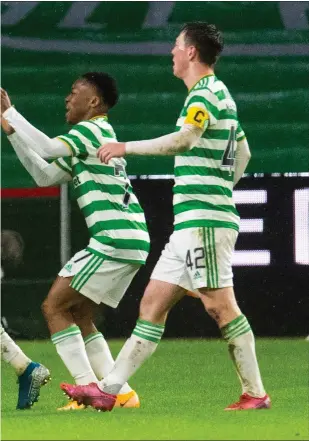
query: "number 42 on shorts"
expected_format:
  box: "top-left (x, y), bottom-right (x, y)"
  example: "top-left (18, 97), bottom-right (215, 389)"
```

top-left (186, 248), bottom-right (205, 271)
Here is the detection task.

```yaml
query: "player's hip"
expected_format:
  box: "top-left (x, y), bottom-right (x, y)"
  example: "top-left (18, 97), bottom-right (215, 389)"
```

top-left (151, 227), bottom-right (237, 290)
top-left (87, 236), bottom-right (150, 265)
top-left (58, 248), bottom-right (141, 308)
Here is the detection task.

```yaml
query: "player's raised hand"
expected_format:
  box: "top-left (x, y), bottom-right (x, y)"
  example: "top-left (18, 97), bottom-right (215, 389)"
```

top-left (1, 88), bottom-right (12, 115)
top-left (1, 117), bottom-right (14, 135)
top-left (97, 142), bottom-right (126, 164)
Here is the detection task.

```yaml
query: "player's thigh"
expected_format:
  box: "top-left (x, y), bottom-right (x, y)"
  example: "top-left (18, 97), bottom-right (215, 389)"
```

top-left (150, 232), bottom-right (193, 292)
top-left (140, 279), bottom-right (186, 323)
top-left (60, 249), bottom-right (141, 309)
top-left (80, 259), bottom-right (140, 308)
top-left (43, 275), bottom-right (85, 315)
top-left (47, 249), bottom-right (99, 314)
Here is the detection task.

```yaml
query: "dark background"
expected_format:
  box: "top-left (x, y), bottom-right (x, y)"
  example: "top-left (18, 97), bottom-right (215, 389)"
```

top-left (2, 176), bottom-right (308, 339)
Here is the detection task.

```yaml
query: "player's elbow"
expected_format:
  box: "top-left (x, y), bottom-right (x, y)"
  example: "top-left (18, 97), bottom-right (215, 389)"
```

top-left (177, 142), bottom-right (191, 153)
top-left (239, 139), bottom-right (251, 159)
top-left (244, 151), bottom-right (251, 166)
top-left (171, 139), bottom-right (191, 154)
top-left (176, 134), bottom-right (196, 152)
top-left (179, 125), bottom-right (202, 152)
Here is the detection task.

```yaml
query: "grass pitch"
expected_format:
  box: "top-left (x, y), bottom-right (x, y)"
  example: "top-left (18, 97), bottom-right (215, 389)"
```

top-left (1, 339), bottom-right (308, 440)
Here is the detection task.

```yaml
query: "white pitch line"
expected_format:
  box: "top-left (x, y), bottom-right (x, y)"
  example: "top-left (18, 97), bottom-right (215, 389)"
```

top-left (2, 36), bottom-right (309, 56)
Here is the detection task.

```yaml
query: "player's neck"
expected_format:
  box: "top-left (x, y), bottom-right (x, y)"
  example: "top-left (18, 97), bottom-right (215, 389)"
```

top-left (183, 64), bottom-right (214, 91)
top-left (85, 109), bottom-right (107, 121)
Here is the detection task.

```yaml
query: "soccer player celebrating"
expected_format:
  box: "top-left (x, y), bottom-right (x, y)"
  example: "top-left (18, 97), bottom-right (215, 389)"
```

top-left (1, 72), bottom-right (150, 409)
top-left (60, 23), bottom-right (270, 411)
top-left (1, 229), bottom-right (51, 409)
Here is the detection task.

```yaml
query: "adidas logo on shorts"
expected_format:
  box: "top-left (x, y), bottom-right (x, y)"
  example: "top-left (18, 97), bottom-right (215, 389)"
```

top-left (64, 263), bottom-right (72, 272)
top-left (193, 270), bottom-right (201, 280)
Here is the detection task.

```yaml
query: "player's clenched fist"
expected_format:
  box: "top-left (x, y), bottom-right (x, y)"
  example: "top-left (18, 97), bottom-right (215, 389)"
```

top-left (1, 88), bottom-right (12, 115)
top-left (97, 142), bottom-right (126, 164)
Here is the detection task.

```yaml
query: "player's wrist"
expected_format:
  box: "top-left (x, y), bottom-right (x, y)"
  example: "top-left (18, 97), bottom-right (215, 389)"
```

top-left (1, 118), bottom-right (15, 136)
top-left (5, 127), bottom-right (15, 136)
top-left (124, 142), bottom-right (131, 155)
top-left (2, 105), bottom-right (15, 119)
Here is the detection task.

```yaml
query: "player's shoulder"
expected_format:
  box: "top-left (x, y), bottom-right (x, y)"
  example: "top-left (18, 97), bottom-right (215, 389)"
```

top-left (186, 76), bottom-right (219, 110)
top-left (189, 75), bottom-right (215, 96)
top-left (208, 77), bottom-right (237, 114)
top-left (189, 76), bottom-right (232, 101)
top-left (70, 117), bottom-right (117, 139)
top-left (72, 117), bottom-right (111, 130)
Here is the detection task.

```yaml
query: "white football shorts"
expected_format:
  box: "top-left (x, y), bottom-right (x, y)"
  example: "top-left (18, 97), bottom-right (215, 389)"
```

top-left (151, 227), bottom-right (238, 293)
top-left (59, 249), bottom-right (140, 308)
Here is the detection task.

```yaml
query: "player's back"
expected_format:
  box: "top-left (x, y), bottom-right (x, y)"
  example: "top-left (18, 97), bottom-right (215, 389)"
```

top-left (55, 116), bottom-right (150, 265)
top-left (173, 75), bottom-right (244, 233)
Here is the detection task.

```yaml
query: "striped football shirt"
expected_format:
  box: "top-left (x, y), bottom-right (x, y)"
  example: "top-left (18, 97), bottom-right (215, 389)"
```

top-left (54, 115), bottom-right (150, 265)
top-left (173, 74), bottom-right (246, 232)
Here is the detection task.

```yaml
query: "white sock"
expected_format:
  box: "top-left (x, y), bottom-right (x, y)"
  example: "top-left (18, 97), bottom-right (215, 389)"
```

top-left (100, 319), bottom-right (165, 394)
top-left (1, 328), bottom-right (31, 375)
top-left (84, 332), bottom-right (132, 394)
top-left (222, 315), bottom-right (266, 397)
top-left (51, 325), bottom-right (97, 385)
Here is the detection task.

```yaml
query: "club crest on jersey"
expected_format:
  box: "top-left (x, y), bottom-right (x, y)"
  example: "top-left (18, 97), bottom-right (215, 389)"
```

top-left (184, 106), bottom-right (209, 129)
top-left (73, 176), bottom-right (81, 188)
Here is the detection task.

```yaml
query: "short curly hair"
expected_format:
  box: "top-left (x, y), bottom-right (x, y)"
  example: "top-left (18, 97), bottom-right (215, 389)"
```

top-left (81, 72), bottom-right (119, 110)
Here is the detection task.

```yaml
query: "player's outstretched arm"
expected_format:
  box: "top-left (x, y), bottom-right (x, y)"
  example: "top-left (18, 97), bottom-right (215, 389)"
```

top-left (96, 124), bottom-right (203, 164)
top-left (7, 132), bottom-right (71, 187)
top-left (1, 88), bottom-right (70, 159)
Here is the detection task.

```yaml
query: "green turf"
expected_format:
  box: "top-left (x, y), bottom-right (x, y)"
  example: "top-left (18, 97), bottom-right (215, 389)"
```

top-left (1, 339), bottom-right (308, 440)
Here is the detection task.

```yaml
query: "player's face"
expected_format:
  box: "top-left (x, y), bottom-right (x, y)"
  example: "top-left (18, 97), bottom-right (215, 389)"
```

top-left (65, 80), bottom-right (97, 124)
top-left (171, 32), bottom-right (190, 78)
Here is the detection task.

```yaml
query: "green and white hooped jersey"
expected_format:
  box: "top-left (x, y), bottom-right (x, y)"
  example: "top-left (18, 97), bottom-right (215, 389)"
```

top-left (54, 116), bottom-right (150, 265)
top-left (173, 74), bottom-right (245, 232)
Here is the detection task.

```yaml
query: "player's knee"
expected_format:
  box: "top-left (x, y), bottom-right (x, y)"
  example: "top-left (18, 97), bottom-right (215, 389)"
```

top-left (200, 287), bottom-right (240, 324)
top-left (41, 297), bottom-right (61, 318)
top-left (41, 298), bottom-right (51, 318)
top-left (71, 304), bottom-right (83, 322)
top-left (204, 299), bottom-right (240, 327)
top-left (205, 305), bottom-right (223, 323)
top-left (201, 296), bottom-right (226, 323)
